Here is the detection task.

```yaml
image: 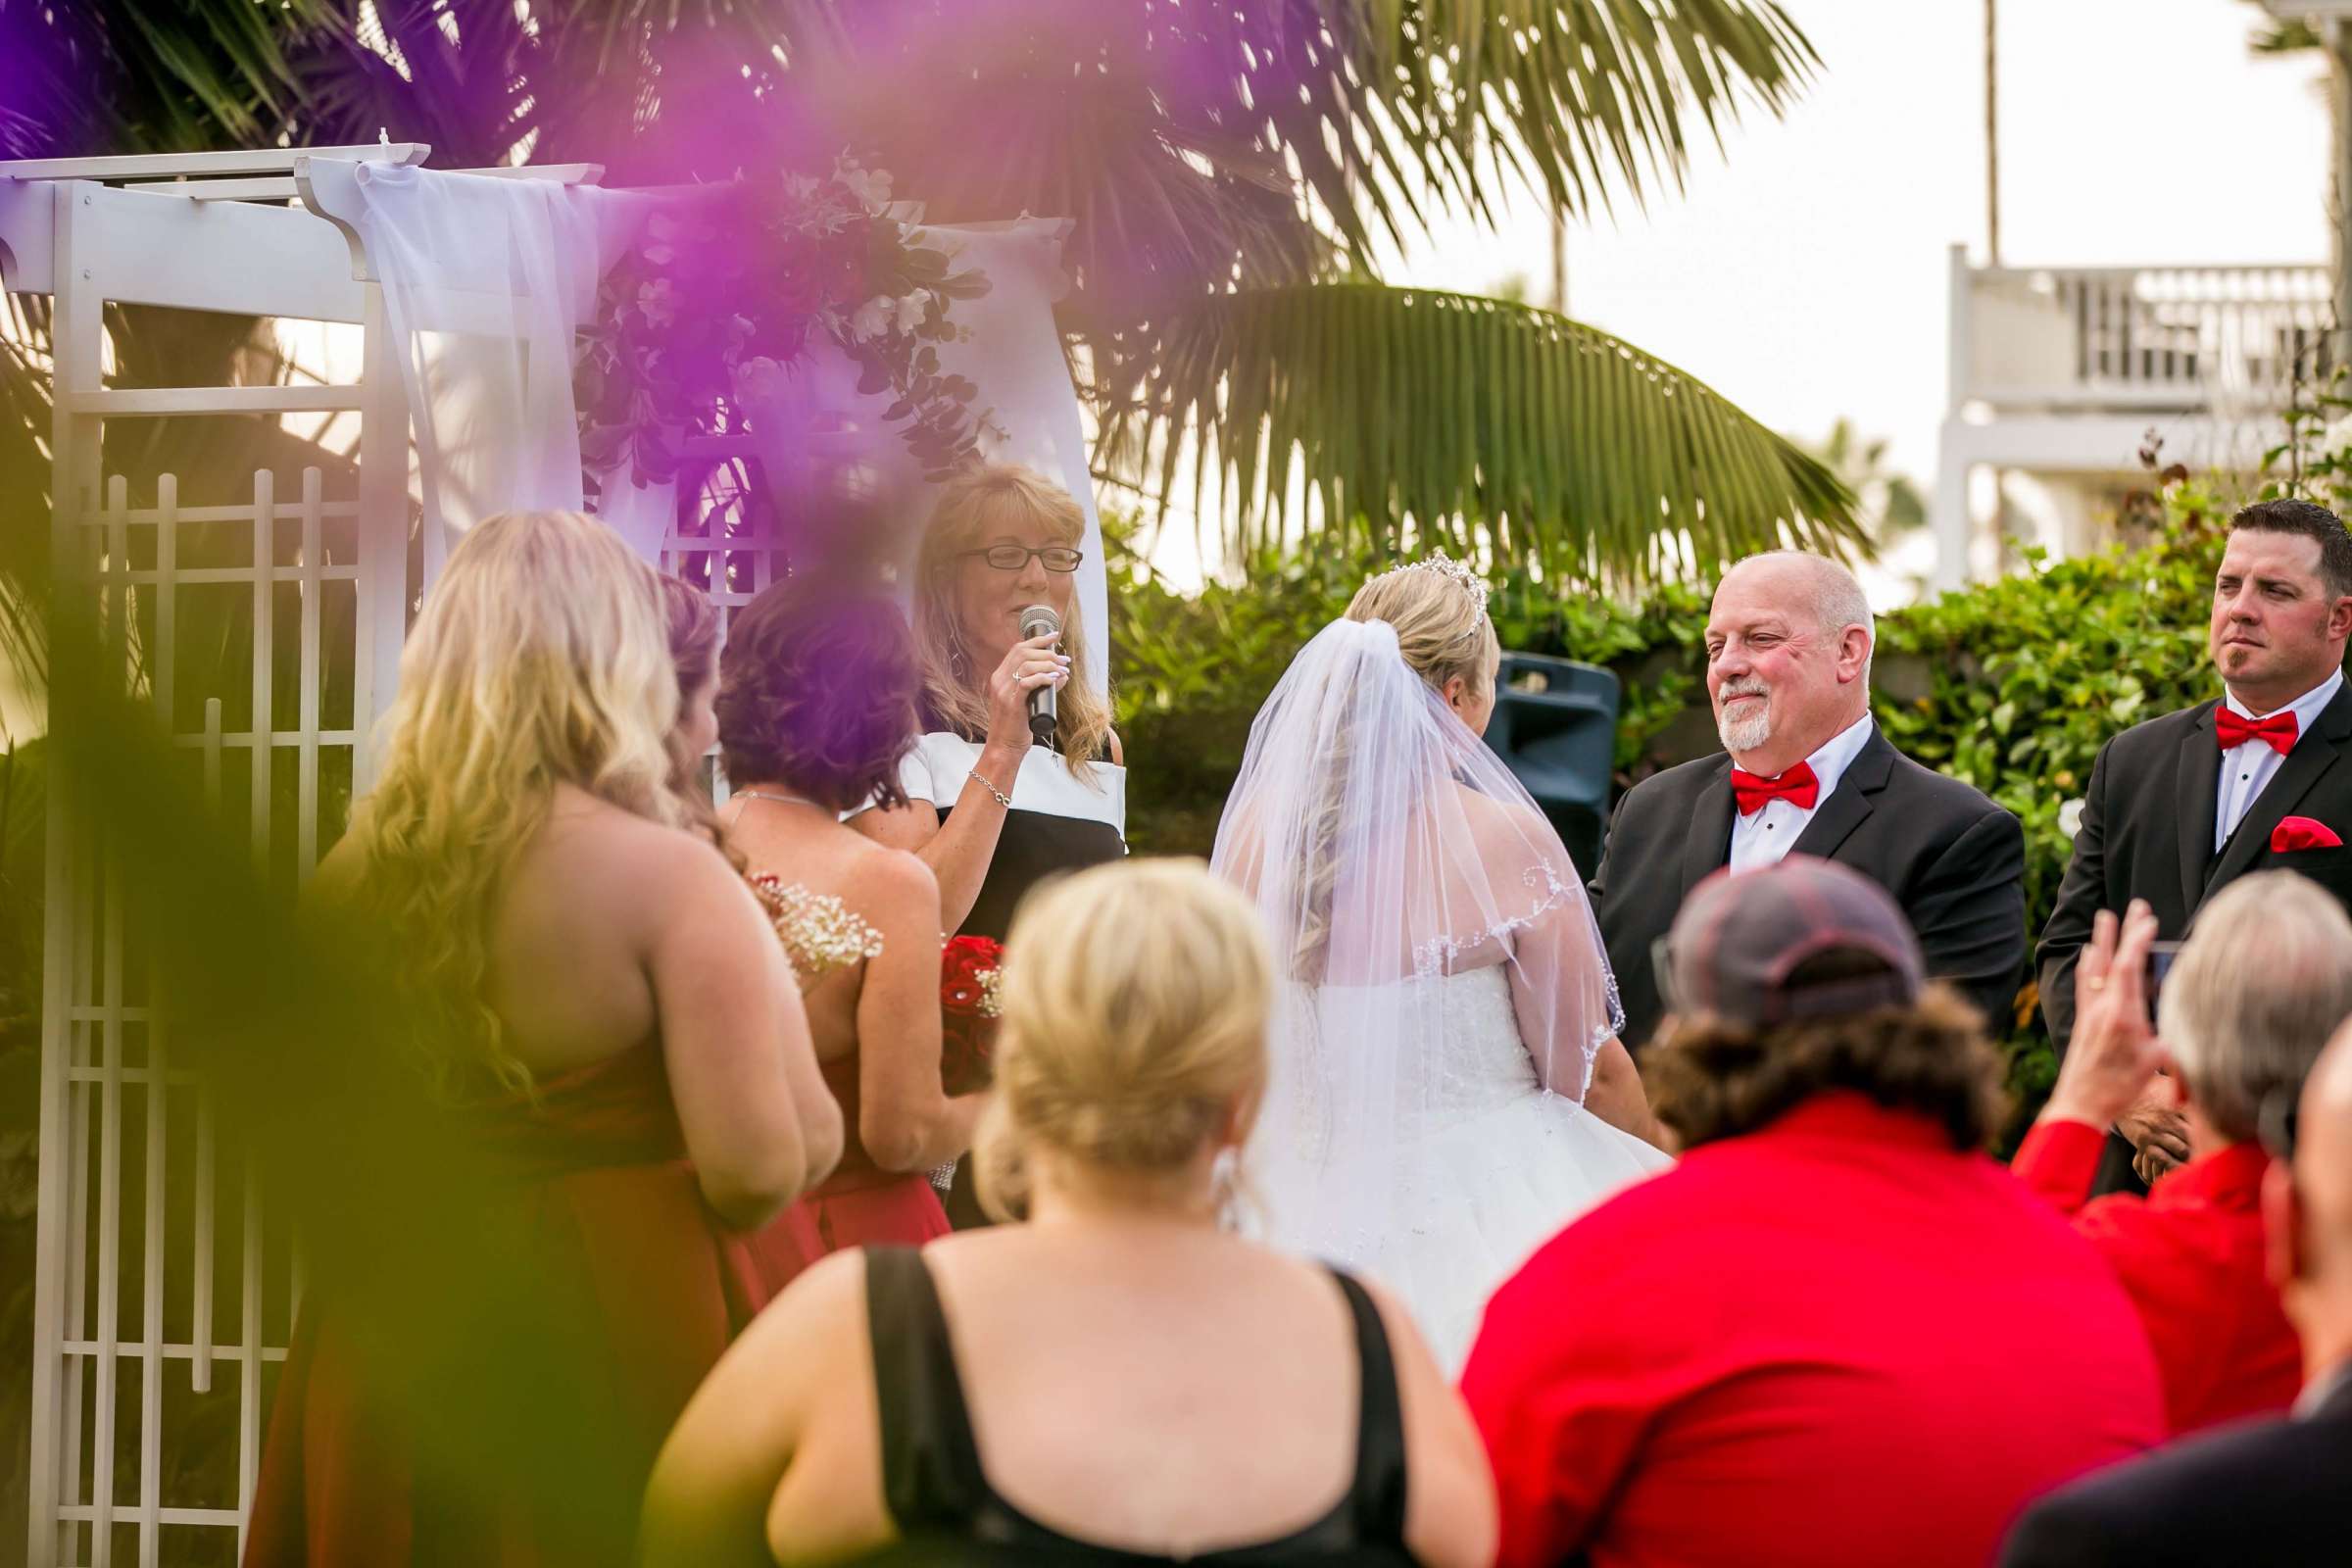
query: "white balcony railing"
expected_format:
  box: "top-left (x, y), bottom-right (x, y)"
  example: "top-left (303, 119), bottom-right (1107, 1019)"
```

top-left (1953, 250), bottom-right (2334, 414)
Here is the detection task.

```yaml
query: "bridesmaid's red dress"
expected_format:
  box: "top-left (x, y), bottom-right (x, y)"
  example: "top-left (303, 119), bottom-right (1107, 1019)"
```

top-left (242, 1039), bottom-right (804, 1568)
top-left (742, 876), bottom-right (953, 1265)
top-left (804, 1052), bottom-right (953, 1251)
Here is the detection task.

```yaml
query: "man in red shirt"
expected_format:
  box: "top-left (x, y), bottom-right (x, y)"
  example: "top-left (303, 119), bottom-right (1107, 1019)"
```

top-left (2011, 869), bottom-right (2352, 1434)
top-left (1461, 858), bottom-right (2163, 1568)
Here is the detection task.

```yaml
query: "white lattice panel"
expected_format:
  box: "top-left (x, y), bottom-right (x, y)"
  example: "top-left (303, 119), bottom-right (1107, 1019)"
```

top-left (39, 460), bottom-right (385, 1568)
top-left (21, 170), bottom-right (414, 1568)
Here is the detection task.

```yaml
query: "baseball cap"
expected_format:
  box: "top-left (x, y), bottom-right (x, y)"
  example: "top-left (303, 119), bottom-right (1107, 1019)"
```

top-left (1654, 856), bottom-right (1924, 1028)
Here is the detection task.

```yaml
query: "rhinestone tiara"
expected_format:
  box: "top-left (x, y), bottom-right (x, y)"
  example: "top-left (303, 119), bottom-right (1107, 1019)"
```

top-left (1398, 550), bottom-right (1490, 611)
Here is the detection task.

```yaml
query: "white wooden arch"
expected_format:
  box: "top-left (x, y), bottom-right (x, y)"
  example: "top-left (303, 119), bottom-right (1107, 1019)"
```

top-left (3, 147), bottom-right (1095, 1568)
top-left (0, 146), bottom-right (728, 1568)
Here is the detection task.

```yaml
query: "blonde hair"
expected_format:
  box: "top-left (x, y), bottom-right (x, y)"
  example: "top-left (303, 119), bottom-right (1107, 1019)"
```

top-left (347, 512), bottom-right (698, 1094)
top-left (912, 464), bottom-right (1112, 778)
top-left (1285, 555), bottom-right (1500, 980)
top-left (975, 859), bottom-right (1271, 1220)
top-left (659, 572), bottom-right (724, 846)
top-left (1344, 556), bottom-right (1499, 699)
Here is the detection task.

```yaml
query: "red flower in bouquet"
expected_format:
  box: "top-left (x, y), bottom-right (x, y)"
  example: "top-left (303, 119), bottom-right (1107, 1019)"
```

top-left (942, 934), bottom-right (1003, 1016)
top-left (939, 935), bottom-right (1003, 1095)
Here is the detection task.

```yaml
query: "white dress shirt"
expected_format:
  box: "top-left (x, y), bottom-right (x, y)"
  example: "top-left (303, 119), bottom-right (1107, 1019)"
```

top-left (1727, 711), bottom-right (1878, 872)
top-left (2214, 668), bottom-right (2344, 854)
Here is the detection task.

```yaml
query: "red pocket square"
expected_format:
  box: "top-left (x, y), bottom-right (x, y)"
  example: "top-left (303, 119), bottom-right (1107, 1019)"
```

top-left (2272, 815), bottom-right (2345, 853)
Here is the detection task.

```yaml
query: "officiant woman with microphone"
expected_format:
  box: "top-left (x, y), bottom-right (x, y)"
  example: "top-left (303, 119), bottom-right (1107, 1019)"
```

top-left (853, 463), bottom-right (1128, 1224)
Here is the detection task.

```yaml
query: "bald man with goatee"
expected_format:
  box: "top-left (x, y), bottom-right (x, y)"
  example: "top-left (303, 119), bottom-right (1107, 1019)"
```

top-left (1592, 552), bottom-right (2028, 1048)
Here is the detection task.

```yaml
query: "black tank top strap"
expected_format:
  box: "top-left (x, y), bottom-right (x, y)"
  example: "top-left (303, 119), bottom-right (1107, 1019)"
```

top-left (864, 1246), bottom-right (990, 1529)
top-left (1327, 1267), bottom-right (1410, 1546)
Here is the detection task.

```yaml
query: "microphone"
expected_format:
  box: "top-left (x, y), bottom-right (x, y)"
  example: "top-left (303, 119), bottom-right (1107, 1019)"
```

top-left (1019, 603), bottom-right (1060, 747)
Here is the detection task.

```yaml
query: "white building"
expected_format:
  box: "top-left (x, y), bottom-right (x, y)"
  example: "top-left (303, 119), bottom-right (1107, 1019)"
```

top-left (1934, 247), bottom-right (2331, 590)
top-left (1934, 0), bottom-right (2352, 591)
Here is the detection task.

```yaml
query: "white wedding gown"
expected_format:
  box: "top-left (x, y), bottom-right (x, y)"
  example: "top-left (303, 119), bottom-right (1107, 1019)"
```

top-left (1251, 965), bottom-right (1672, 1372)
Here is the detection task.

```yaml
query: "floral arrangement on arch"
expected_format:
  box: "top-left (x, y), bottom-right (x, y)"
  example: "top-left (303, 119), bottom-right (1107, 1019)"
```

top-left (575, 155), bottom-right (996, 491)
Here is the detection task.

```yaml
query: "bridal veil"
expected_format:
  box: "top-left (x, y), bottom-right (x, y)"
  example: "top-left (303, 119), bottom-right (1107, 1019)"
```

top-left (1209, 616), bottom-right (1626, 1249)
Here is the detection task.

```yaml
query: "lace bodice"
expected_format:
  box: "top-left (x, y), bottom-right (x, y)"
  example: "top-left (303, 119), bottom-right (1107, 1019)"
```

top-left (747, 874), bottom-right (884, 992)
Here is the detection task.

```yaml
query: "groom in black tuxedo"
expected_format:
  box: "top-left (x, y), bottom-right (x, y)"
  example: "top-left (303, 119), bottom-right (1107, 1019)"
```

top-left (2039, 498), bottom-right (2352, 1195)
top-left (1592, 552), bottom-right (2027, 1050)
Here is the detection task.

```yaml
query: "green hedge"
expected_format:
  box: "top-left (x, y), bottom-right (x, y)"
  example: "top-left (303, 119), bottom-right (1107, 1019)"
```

top-left (1109, 479), bottom-right (2241, 1110)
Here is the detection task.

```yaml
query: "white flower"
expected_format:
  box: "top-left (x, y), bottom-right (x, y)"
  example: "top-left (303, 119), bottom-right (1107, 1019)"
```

top-left (636, 277), bottom-right (678, 328)
top-left (2058, 798), bottom-right (2086, 841)
top-left (640, 212), bottom-right (680, 265)
top-left (848, 296), bottom-right (894, 342)
top-left (732, 356), bottom-right (788, 406)
top-left (893, 289), bottom-right (933, 334)
top-left (837, 162), bottom-right (893, 213)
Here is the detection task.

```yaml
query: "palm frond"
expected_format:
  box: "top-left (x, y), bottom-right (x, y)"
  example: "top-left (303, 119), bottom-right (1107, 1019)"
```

top-left (0, 0), bottom-right (337, 158)
top-left (1307, 1), bottom-right (1820, 247)
top-left (1098, 281), bottom-right (1860, 584)
top-left (740, 1), bottom-right (1821, 310)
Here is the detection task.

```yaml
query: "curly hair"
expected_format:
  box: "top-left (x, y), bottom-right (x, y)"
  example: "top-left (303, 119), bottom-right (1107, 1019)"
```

top-left (658, 573), bottom-right (724, 844)
top-left (715, 575), bottom-right (919, 813)
top-left (660, 573), bottom-right (720, 708)
top-left (347, 511), bottom-right (696, 1095)
top-left (1647, 957), bottom-right (2010, 1152)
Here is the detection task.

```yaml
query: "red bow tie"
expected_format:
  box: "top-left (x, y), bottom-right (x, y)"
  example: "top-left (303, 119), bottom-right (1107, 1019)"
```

top-left (2216, 708), bottom-right (2298, 756)
top-left (1730, 760), bottom-right (1820, 816)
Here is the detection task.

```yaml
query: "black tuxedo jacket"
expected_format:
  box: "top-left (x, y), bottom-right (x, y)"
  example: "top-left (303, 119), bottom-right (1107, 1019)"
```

top-left (2036, 683), bottom-right (2352, 1194)
top-left (1998, 1374), bottom-right (2352, 1567)
top-left (1591, 728), bottom-right (2028, 1050)
top-left (2038, 683), bottom-right (2352, 1045)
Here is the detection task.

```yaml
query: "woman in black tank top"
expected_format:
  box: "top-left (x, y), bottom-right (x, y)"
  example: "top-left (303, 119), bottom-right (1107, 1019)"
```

top-left (641, 861), bottom-right (1496, 1568)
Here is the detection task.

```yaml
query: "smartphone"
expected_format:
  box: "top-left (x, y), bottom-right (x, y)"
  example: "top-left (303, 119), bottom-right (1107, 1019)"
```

top-left (2146, 940), bottom-right (2184, 1003)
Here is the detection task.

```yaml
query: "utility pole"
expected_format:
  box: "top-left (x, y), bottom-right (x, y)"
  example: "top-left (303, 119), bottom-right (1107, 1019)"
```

top-left (1985, 0), bottom-right (2001, 265)
top-left (2331, 20), bottom-right (2352, 356)
top-left (1550, 202), bottom-right (1568, 316)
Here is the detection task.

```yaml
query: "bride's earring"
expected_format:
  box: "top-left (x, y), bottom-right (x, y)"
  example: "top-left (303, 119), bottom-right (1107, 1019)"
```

top-left (1211, 1144), bottom-right (1253, 1233)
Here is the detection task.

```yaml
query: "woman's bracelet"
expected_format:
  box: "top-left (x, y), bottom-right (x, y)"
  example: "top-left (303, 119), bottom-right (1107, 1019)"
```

top-left (967, 768), bottom-right (1014, 810)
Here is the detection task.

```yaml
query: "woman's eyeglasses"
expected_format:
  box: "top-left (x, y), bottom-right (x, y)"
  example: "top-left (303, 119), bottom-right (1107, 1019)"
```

top-left (962, 544), bottom-right (1084, 573)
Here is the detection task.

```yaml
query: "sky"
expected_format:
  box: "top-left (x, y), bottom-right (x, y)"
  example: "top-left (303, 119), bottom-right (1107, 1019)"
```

top-left (1152, 0), bottom-right (2338, 592)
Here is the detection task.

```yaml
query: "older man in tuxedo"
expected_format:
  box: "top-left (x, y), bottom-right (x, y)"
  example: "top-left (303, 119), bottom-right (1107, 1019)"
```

top-left (2039, 498), bottom-right (2352, 1194)
top-left (1592, 552), bottom-right (2027, 1050)
top-left (2000, 1012), bottom-right (2352, 1566)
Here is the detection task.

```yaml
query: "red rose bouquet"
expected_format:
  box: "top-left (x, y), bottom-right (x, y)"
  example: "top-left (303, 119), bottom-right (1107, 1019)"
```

top-left (939, 935), bottom-right (1004, 1095)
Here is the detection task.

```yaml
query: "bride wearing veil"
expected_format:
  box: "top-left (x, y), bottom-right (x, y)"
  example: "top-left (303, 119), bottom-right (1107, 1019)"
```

top-left (1212, 557), bottom-right (1670, 1368)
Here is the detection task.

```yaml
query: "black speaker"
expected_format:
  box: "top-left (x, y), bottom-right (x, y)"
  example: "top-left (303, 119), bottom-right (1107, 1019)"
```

top-left (1483, 653), bottom-right (1620, 880)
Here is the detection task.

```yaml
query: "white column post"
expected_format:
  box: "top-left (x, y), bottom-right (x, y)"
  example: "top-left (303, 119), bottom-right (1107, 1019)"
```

top-left (28, 176), bottom-right (108, 1568)
top-left (1932, 244), bottom-right (1979, 595)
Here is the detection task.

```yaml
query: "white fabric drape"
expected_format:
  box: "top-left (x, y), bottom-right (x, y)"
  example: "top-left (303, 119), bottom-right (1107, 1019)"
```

top-left (601, 216), bottom-right (1108, 689)
top-left (356, 169), bottom-right (1102, 684)
top-left (354, 164), bottom-right (636, 582)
